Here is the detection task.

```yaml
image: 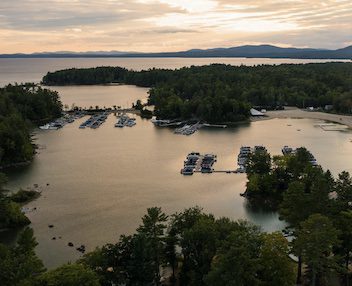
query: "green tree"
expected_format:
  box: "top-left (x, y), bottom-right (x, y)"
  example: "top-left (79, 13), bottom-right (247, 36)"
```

top-left (246, 149), bottom-right (271, 175)
top-left (333, 210), bottom-right (352, 285)
top-left (137, 207), bottom-right (168, 286)
top-left (0, 228), bottom-right (45, 286)
top-left (38, 264), bottom-right (100, 286)
top-left (286, 147), bottom-right (314, 180)
top-left (180, 217), bottom-right (218, 285)
top-left (205, 223), bottom-right (262, 286)
top-left (258, 232), bottom-right (295, 286)
top-left (335, 171), bottom-right (352, 211)
top-left (165, 227), bottom-right (178, 283)
top-left (0, 172), bottom-right (7, 189)
top-left (168, 207), bottom-right (216, 285)
top-left (293, 214), bottom-right (340, 286)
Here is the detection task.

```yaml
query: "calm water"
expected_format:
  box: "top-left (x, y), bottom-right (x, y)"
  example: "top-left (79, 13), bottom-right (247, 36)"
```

top-left (0, 57), bottom-right (347, 87)
top-left (5, 87), bottom-right (352, 268)
top-left (52, 85), bottom-right (150, 109)
top-left (1, 58), bottom-right (352, 269)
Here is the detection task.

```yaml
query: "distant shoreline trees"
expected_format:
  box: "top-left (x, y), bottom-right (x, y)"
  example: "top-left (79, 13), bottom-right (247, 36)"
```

top-left (42, 63), bottom-right (352, 123)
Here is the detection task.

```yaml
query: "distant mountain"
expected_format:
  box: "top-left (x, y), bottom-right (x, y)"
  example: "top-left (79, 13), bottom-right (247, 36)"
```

top-left (1, 45), bottom-right (351, 59)
top-left (0, 50), bottom-right (137, 58)
top-left (333, 45), bottom-right (352, 57)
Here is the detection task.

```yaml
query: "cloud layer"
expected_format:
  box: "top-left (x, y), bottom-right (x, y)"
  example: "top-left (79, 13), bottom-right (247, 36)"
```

top-left (0, 0), bottom-right (351, 53)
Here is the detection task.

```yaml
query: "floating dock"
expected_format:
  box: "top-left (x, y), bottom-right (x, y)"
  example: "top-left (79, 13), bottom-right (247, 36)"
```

top-left (79, 112), bottom-right (109, 129)
top-left (115, 114), bottom-right (136, 128)
top-left (40, 112), bottom-right (85, 130)
top-left (180, 145), bottom-right (320, 176)
top-left (181, 152), bottom-right (217, 175)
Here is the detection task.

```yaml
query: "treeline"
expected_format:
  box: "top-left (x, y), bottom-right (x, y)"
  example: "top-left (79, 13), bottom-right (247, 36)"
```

top-left (42, 63), bottom-right (352, 122)
top-left (245, 147), bottom-right (352, 285)
top-left (1, 207), bottom-right (295, 286)
top-left (43, 67), bottom-right (128, 85)
top-left (0, 84), bottom-right (62, 167)
top-left (3, 200), bottom-right (352, 285)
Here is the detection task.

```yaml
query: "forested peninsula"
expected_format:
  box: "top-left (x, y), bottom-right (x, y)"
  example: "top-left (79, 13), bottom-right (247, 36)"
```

top-left (42, 63), bottom-right (352, 123)
top-left (0, 84), bottom-right (62, 168)
top-left (0, 84), bottom-right (62, 230)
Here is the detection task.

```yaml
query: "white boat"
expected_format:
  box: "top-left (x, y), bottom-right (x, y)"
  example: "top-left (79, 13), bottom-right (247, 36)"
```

top-left (39, 124), bottom-right (50, 130)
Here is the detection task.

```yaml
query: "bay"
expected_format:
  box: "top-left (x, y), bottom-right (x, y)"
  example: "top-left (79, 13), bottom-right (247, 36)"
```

top-left (1, 58), bottom-right (351, 269)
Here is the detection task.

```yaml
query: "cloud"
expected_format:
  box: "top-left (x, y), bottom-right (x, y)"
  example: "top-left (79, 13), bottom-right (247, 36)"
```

top-left (0, 0), bottom-right (351, 53)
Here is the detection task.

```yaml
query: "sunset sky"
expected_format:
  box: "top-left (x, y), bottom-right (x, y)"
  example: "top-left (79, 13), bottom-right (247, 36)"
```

top-left (0, 0), bottom-right (351, 53)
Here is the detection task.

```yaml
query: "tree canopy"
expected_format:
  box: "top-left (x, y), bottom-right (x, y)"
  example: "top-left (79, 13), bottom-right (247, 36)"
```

top-left (0, 84), bottom-right (62, 167)
top-left (43, 63), bottom-right (352, 123)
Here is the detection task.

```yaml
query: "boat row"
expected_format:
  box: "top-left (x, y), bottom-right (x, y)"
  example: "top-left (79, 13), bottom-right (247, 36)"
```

top-left (115, 114), bottom-right (136, 128)
top-left (175, 122), bottom-right (202, 135)
top-left (181, 152), bottom-right (200, 175)
top-left (237, 145), bottom-right (267, 173)
top-left (181, 152), bottom-right (217, 175)
top-left (79, 112), bottom-right (109, 129)
top-left (201, 154), bottom-right (217, 173)
top-left (39, 112), bottom-right (84, 130)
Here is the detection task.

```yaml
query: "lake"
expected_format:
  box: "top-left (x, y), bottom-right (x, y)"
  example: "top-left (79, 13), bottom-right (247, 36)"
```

top-left (1, 58), bottom-right (352, 269)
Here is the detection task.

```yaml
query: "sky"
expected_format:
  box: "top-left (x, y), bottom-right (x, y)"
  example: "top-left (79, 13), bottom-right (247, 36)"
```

top-left (0, 0), bottom-right (351, 53)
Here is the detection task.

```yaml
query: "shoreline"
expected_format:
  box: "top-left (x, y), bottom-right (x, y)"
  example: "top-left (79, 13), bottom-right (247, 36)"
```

top-left (0, 160), bottom-right (32, 170)
top-left (252, 107), bottom-right (352, 128)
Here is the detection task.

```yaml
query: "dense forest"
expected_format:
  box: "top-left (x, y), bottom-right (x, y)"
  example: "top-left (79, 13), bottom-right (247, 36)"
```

top-left (42, 63), bottom-right (352, 123)
top-left (244, 147), bottom-right (352, 285)
top-left (1, 207), bottom-right (296, 286)
top-left (0, 84), bottom-right (62, 167)
top-left (2, 191), bottom-right (352, 286)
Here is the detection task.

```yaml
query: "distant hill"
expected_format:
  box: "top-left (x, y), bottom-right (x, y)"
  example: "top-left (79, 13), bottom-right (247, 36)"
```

top-left (1, 45), bottom-right (352, 59)
top-left (0, 50), bottom-right (137, 58)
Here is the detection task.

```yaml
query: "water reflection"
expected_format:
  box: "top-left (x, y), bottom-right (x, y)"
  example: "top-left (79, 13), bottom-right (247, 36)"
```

top-left (243, 200), bottom-right (287, 232)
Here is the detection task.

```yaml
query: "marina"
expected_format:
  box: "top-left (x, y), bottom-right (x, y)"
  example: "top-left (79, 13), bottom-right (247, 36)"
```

top-left (79, 112), bottom-right (109, 129)
top-left (181, 144), bottom-right (318, 176)
top-left (152, 119), bottom-right (228, 135)
top-left (41, 110), bottom-right (233, 134)
top-left (39, 112), bottom-right (85, 130)
top-left (174, 122), bottom-right (203, 135)
top-left (114, 114), bottom-right (136, 128)
top-left (6, 113), bottom-right (352, 269)
top-left (3, 59), bottom-right (352, 271)
top-left (181, 152), bottom-right (217, 175)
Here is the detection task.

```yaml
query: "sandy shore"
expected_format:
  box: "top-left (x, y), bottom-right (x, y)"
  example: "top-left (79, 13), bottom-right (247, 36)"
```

top-left (252, 107), bottom-right (352, 128)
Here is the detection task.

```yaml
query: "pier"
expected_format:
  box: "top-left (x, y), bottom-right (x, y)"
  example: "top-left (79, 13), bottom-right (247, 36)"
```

top-left (181, 153), bottom-right (217, 175)
top-left (181, 145), bottom-right (318, 176)
top-left (79, 112), bottom-right (109, 129)
top-left (114, 114), bottom-right (136, 128)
